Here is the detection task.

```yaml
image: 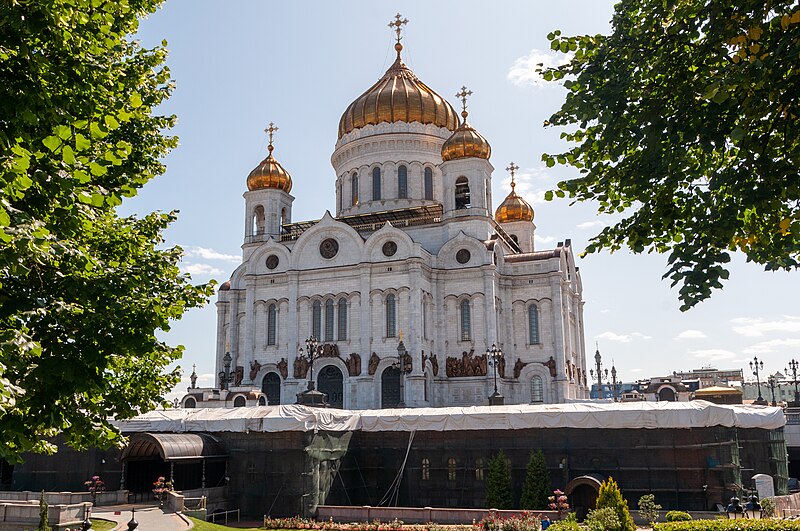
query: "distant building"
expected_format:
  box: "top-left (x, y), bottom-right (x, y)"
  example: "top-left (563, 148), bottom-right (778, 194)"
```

top-left (673, 367), bottom-right (744, 388)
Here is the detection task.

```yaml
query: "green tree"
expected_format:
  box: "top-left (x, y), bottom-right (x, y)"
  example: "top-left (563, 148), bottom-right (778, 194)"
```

top-left (0, 0), bottom-right (213, 461)
top-left (485, 450), bottom-right (514, 509)
top-left (541, 0), bottom-right (800, 310)
top-left (520, 449), bottom-right (551, 510)
top-left (38, 490), bottom-right (51, 531)
top-left (595, 477), bottom-right (635, 531)
top-left (637, 493), bottom-right (662, 526)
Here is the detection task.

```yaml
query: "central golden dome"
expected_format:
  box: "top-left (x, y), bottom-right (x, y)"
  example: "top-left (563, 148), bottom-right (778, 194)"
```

top-left (338, 43), bottom-right (460, 139)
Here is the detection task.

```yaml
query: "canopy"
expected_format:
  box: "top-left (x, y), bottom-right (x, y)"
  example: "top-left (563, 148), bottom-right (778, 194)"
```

top-left (120, 432), bottom-right (227, 461)
top-left (115, 400), bottom-right (784, 434)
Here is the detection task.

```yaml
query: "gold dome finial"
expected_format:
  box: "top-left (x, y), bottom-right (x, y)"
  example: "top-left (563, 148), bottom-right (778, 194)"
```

top-left (456, 85), bottom-right (473, 120)
top-left (247, 121), bottom-right (292, 192)
top-left (389, 13), bottom-right (409, 55)
top-left (495, 161), bottom-right (534, 223)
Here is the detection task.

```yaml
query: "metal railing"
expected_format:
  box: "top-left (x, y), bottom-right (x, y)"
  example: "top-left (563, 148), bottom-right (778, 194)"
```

top-left (208, 508), bottom-right (240, 525)
top-left (183, 495), bottom-right (206, 511)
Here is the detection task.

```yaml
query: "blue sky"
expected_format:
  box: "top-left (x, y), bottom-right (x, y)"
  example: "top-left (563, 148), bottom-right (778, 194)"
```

top-left (128, 1), bottom-right (800, 399)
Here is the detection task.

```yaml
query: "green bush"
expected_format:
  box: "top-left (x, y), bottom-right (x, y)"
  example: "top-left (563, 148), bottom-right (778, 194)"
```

top-left (638, 494), bottom-right (662, 526)
top-left (548, 513), bottom-right (581, 531)
top-left (585, 507), bottom-right (621, 531)
top-left (654, 520), bottom-right (800, 531)
top-left (595, 477), bottom-right (635, 531)
top-left (664, 511), bottom-right (692, 522)
top-left (485, 450), bottom-right (513, 509)
top-left (760, 497), bottom-right (776, 518)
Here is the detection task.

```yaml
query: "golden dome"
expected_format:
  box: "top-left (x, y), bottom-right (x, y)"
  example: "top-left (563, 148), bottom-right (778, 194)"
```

top-left (495, 177), bottom-right (534, 223)
top-left (247, 123), bottom-right (292, 192)
top-left (338, 42), bottom-right (460, 139)
top-left (441, 111), bottom-right (491, 162)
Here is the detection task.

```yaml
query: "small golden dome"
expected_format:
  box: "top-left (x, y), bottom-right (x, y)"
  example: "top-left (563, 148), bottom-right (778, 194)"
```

top-left (441, 111), bottom-right (491, 162)
top-left (338, 42), bottom-right (460, 139)
top-left (247, 123), bottom-right (292, 192)
top-left (495, 176), bottom-right (534, 223)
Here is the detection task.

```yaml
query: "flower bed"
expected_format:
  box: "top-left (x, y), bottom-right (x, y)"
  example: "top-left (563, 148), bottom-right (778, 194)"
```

top-left (654, 520), bottom-right (800, 531)
top-left (264, 514), bottom-right (546, 531)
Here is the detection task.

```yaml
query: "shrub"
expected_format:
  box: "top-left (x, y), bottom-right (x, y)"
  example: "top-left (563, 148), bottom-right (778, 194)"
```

top-left (486, 450), bottom-right (514, 509)
top-left (547, 513), bottom-right (580, 531)
top-left (595, 477), bottom-right (635, 531)
top-left (664, 511), bottom-right (692, 522)
top-left (638, 494), bottom-right (662, 526)
top-left (761, 497), bottom-right (775, 518)
top-left (37, 490), bottom-right (51, 531)
top-left (520, 449), bottom-right (551, 510)
top-left (654, 521), bottom-right (800, 531)
top-left (585, 507), bottom-right (620, 531)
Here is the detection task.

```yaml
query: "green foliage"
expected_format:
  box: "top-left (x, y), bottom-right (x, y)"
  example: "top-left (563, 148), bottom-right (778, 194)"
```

top-left (38, 490), bottom-right (51, 531)
top-left (585, 507), bottom-right (620, 531)
top-left (760, 497), bottom-right (775, 518)
top-left (595, 477), bottom-right (635, 531)
top-left (485, 450), bottom-right (514, 509)
top-left (547, 513), bottom-right (580, 531)
top-left (520, 449), bottom-right (551, 510)
top-left (0, 0), bottom-right (214, 461)
top-left (665, 511), bottom-right (692, 522)
top-left (655, 520), bottom-right (800, 531)
top-left (639, 494), bottom-right (663, 525)
top-left (541, 0), bottom-right (800, 310)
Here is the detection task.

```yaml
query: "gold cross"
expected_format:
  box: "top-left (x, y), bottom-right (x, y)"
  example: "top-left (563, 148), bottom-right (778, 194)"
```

top-left (506, 162), bottom-right (519, 182)
top-left (455, 86), bottom-right (472, 114)
top-left (388, 13), bottom-right (409, 43)
top-left (265, 122), bottom-right (279, 150)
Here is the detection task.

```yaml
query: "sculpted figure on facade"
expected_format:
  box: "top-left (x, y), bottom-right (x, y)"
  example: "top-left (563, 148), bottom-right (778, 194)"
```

top-left (234, 365), bottom-right (244, 386)
top-left (277, 358), bottom-right (288, 380)
top-left (514, 358), bottom-right (526, 379)
top-left (423, 352), bottom-right (439, 377)
top-left (294, 356), bottom-right (309, 379)
top-left (446, 350), bottom-right (488, 377)
top-left (346, 353), bottom-right (361, 377)
top-left (368, 353), bottom-right (380, 376)
top-left (321, 343), bottom-right (339, 358)
top-left (249, 360), bottom-right (262, 381)
top-left (542, 356), bottom-right (557, 378)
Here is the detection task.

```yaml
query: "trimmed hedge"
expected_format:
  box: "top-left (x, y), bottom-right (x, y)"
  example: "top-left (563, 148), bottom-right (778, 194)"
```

top-left (654, 520), bottom-right (800, 531)
top-left (665, 511), bottom-right (693, 522)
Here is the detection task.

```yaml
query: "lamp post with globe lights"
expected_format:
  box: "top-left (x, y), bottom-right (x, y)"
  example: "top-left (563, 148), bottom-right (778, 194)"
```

top-left (296, 336), bottom-right (327, 406)
top-left (787, 359), bottom-right (800, 406)
top-left (487, 343), bottom-right (504, 405)
top-left (750, 356), bottom-right (768, 405)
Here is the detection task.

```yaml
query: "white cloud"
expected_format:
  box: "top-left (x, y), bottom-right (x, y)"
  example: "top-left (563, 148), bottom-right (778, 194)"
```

top-left (731, 316), bottom-right (800, 337)
top-left (497, 166), bottom-right (552, 205)
top-left (743, 338), bottom-right (800, 355)
top-left (674, 329), bottom-right (707, 340)
top-left (629, 368), bottom-right (644, 373)
top-left (600, 309), bottom-right (611, 314)
top-left (577, 220), bottom-right (605, 230)
top-left (508, 48), bottom-right (572, 88)
top-left (181, 263), bottom-right (224, 276)
top-left (535, 234), bottom-right (556, 245)
top-left (185, 246), bottom-right (240, 262)
top-left (595, 331), bottom-right (652, 343)
top-left (690, 349), bottom-right (737, 361)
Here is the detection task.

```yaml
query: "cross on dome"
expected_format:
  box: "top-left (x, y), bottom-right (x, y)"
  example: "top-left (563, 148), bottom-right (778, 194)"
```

top-left (389, 13), bottom-right (409, 44)
top-left (506, 162), bottom-right (520, 187)
top-left (265, 122), bottom-right (279, 153)
top-left (455, 85), bottom-right (473, 116)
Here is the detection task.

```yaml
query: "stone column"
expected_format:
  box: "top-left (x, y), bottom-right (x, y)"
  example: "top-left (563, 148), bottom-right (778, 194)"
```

top-left (358, 268), bottom-right (371, 376)
top-left (550, 275), bottom-right (567, 403)
top-left (228, 294), bottom-right (240, 388)
top-left (242, 277), bottom-right (256, 385)
top-left (215, 300), bottom-right (227, 378)
top-left (408, 262), bottom-right (423, 376)
top-left (287, 272), bottom-right (299, 378)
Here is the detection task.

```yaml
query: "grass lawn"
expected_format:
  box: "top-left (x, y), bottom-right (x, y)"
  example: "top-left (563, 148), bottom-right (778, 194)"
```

top-left (187, 516), bottom-right (265, 530)
top-left (90, 518), bottom-right (117, 531)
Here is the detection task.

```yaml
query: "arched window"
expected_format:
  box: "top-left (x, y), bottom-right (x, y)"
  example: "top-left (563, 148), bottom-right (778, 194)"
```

top-left (337, 298), bottom-right (347, 340)
top-left (422, 299), bottom-right (428, 340)
top-left (372, 167), bottom-right (381, 200)
top-left (531, 375), bottom-right (544, 404)
top-left (422, 458), bottom-right (430, 481)
top-left (510, 234), bottom-right (519, 244)
top-left (528, 305), bottom-right (540, 344)
top-left (184, 397), bottom-right (196, 409)
top-left (252, 205), bottom-right (265, 235)
top-left (262, 372), bottom-right (281, 405)
top-left (267, 303), bottom-right (277, 346)
top-left (398, 165), bottom-right (408, 199)
top-left (455, 176), bottom-right (470, 209)
top-left (460, 299), bottom-right (471, 341)
top-left (233, 395), bottom-right (246, 408)
top-left (386, 294), bottom-right (396, 338)
top-left (424, 167), bottom-right (433, 200)
top-left (312, 300), bottom-right (322, 339)
top-left (475, 458), bottom-right (485, 481)
top-left (447, 458), bottom-right (457, 481)
top-left (281, 207), bottom-right (288, 225)
top-left (351, 173), bottom-right (359, 206)
top-left (324, 299), bottom-right (334, 342)
top-left (258, 396), bottom-right (267, 406)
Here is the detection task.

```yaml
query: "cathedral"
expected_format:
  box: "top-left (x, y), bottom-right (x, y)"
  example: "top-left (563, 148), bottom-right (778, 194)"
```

top-left (183, 15), bottom-right (588, 410)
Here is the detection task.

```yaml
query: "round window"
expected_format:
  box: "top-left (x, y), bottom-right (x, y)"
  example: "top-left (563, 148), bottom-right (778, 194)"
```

top-left (319, 238), bottom-right (339, 259)
top-left (456, 249), bottom-right (471, 264)
top-left (266, 255), bottom-right (279, 270)
top-left (382, 241), bottom-right (397, 257)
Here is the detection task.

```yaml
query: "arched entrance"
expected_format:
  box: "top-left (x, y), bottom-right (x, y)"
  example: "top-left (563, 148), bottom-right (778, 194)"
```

top-left (318, 365), bottom-right (344, 408)
top-left (659, 387), bottom-right (676, 402)
top-left (262, 372), bottom-right (281, 405)
top-left (121, 433), bottom-right (227, 494)
top-left (565, 474), bottom-right (604, 521)
top-left (381, 366), bottom-right (401, 408)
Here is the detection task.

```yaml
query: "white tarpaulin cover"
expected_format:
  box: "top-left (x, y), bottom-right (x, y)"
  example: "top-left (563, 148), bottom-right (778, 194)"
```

top-left (115, 400), bottom-right (784, 433)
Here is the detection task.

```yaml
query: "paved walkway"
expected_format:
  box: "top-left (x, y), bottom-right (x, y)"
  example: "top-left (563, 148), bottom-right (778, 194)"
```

top-left (93, 502), bottom-right (191, 530)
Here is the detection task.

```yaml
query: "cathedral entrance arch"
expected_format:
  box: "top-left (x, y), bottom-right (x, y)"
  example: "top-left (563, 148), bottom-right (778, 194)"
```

top-left (658, 387), bottom-right (676, 402)
top-left (381, 366), bottom-right (401, 408)
top-left (262, 372), bottom-right (281, 405)
top-left (318, 365), bottom-right (344, 408)
top-left (565, 474), bottom-right (604, 521)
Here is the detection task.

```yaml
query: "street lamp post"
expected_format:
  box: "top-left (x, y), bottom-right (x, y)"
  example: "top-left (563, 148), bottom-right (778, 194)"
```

top-left (767, 375), bottom-right (781, 407)
top-left (218, 350), bottom-right (233, 390)
top-left (750, 356), bottom-right (767, 405)
top-left (787, 359), bottom-right (800, 406)
top-left (392, 339), bottom-right (411, 408)
top-left (590, 347), bottom-right (609, 399)
top-left (610, 365), bottom-right (620, 402)
top-left (296, 336), bottom-right (327, 406)
top-left (487, 343), bottom-right (504, 406)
